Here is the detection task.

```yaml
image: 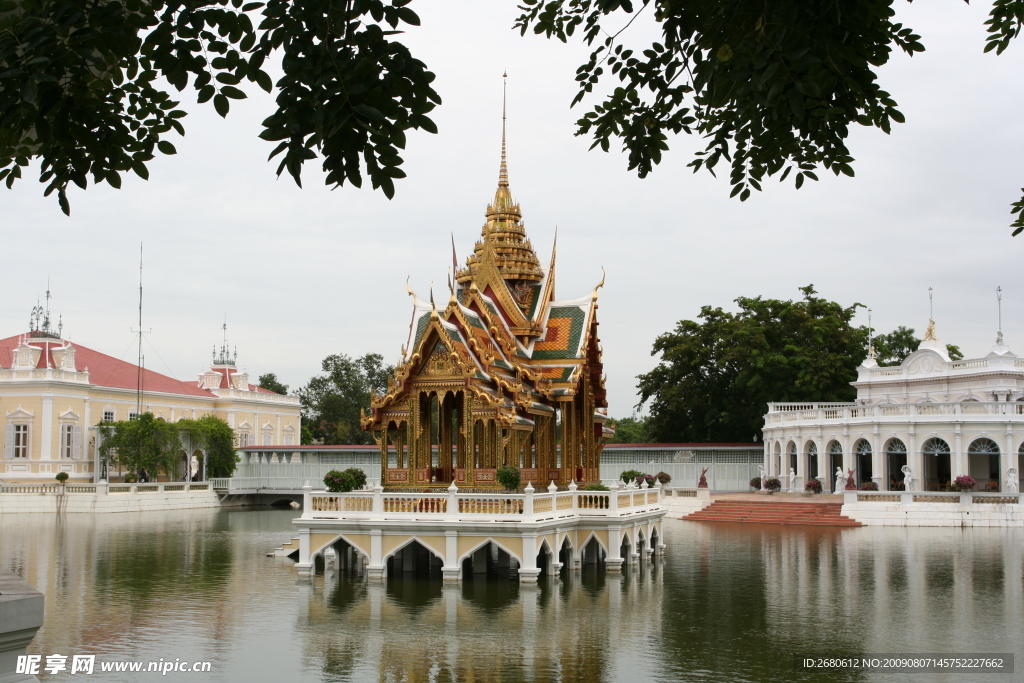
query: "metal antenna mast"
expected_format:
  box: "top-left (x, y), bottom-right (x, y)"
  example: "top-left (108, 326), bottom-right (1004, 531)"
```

top-left (928, 286), bottom-right (934, 320)
top-left (135, 243), bottom-right (144, 416)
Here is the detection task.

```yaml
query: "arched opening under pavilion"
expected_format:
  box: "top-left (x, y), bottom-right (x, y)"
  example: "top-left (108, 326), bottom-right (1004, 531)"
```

top-left (922, 437), bottom-right (951, 491)
top-left (581, 535), bottom-right (606, 570)
top-left (386, 540), bottom-right (444, 579)
top-left (772, 441), bottom-right (782, 477)
top-left (968, 438), bottom-right (1001, 491)
top-left (787, 442), bottom-right (797, 478)
top-left (854, 439), bottom-right (873, 486)
top-left (885, 438), bottom-right (908, 491)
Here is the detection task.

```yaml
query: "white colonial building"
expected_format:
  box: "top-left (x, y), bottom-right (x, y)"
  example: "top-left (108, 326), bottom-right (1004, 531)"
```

top-left (762, 322), bottom-right (1024, 493)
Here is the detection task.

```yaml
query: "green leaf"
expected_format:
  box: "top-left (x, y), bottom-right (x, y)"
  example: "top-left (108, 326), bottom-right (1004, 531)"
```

top-left (213, 94), bottom-right (229, 117)
top-left (220, 85), bottom-right (246, 99)
top-left (157, 141), bottom-right (177, 155)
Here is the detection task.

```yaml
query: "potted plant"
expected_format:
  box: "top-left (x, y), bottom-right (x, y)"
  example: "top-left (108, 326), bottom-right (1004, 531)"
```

top-left (804, 478), bottom-right (822, 494)
top-left (859, 481), bottom-right (879, 491)
top-left (750, 476), bottom-right (762, 491)
top-left (496, 465), bottom-right (521, 492)
top-left (55, 472), bottom-right (69, 485)
top-left (952, 475), bottom-right (978, 492)
top-left (584, 483), bottom-right (610, 491)
top-left (763, 477), bottom-right (782, 493)
top-left (620, 469), bottom-right (643, 484)
top-left (637, 473), bottom-right (657, 488)
top-left (656, 472), bottom-right (672, 485)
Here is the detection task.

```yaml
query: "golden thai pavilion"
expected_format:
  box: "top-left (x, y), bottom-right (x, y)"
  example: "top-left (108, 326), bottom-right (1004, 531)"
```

top-left (362, 119), bottom-right (610, 490)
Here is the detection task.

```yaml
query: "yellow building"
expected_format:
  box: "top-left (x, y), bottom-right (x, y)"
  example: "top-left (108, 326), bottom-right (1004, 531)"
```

top-left (0, 313), bottom-right (300, 483)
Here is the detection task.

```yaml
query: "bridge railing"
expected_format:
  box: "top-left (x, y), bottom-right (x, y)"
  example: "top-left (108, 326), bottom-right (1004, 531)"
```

top-left (0, 483), bottom-right (212, 495)
top-left (301, 483), bottom-right (664, 521)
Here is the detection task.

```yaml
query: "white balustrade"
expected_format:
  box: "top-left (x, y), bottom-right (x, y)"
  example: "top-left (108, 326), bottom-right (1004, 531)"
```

top-left (298, 485), bottom-right (663, 521)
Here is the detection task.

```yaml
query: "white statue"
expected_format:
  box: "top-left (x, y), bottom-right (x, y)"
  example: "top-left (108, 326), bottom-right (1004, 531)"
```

top-left (835, 467), bottom-right (845, 494)
top-left (1007, 467), bottom-right (1019, 494)
top-left (758, 465), bottom-right (766, 490)
top-left (789, 467), bottom-right (796, 492)
top-left (901, 464), bottom-right (913, 492)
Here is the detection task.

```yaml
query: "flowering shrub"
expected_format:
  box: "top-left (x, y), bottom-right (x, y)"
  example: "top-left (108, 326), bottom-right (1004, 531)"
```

top-left (859, 481), bottom-right (879, 491)
top-left (656, 472), bottom-right (672, 485)
top-left (953, 475), bottom-right (978, 492)
top-left (763, 477), bottom-right (782, 492)
top-left (750, 477), bottom-right (762, 490)
top-left (324, 470), bottom-right (357, 492)
top-left (805, 478), bottom-right (822, 494)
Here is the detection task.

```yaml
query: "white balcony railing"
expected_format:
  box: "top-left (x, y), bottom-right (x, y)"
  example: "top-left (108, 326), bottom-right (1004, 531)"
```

top-left (0, 483), bottom-right (211, 495)
top-left (300, 484), bottom-right (663, 522)
top-left (765, 401), bottom-right (1024, 425)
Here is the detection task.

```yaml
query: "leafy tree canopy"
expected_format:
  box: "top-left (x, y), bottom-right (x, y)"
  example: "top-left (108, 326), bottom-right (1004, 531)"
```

top-left (6, 1), bottom-right (1024, 234)
top-left (636, 287), bottom-right (967, 443)
top-left (637, 285), bottom-right (866, 443)
top-left (257, 372), bottom-right (289, 395)
top-left (99, 412), bottom-right (239, 478)
top-left (515, 0), bottom-right (1024, 235)
top-left (1, 0), bottom-right (438, 214)
top-left (99, 412), bottom-right (182, 477)
top-left (605, 415), bottom-right (651, 443)
top-left (871, 325), bottom-right (962, 366)
top-left (177, 414), bottom-right (239, 477)
top-left (297, 352), bottom-right (393, 444)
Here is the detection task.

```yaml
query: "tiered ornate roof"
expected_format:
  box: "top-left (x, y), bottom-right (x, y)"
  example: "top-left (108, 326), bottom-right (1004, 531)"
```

top-left (362, 109), bottom-right (610, 488)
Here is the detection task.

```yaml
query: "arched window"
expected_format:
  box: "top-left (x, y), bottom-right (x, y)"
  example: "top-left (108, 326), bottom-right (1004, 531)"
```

top-left (854, 439), bottom-right (873, 485)
top-left (885, 438), bottom-right (908, 491)
top-left (886, 438), bottom-right (907, 454)
top-left (788, 442), bottom-right (797, 473)
top-left (968, 438), bottom-right (1000, 454)
top-left (922, 437), bottom-right (950, 455)
top-left (829, 441), bottom-right (843, 455)
top-left (969, 438), bottom-right (1001, 491)
top-left (806, 442), bottom-right (819, 479)
top-left (922, 437), bottom-right (951, 491)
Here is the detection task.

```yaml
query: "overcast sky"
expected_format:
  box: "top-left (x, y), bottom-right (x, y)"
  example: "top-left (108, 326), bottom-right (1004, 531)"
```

top-left (3, 1), bottom-right (1022, 415)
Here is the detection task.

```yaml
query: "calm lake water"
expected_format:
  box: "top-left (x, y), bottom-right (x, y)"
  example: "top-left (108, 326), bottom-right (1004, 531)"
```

top-left (2, 508), bottom-right (1022, 682)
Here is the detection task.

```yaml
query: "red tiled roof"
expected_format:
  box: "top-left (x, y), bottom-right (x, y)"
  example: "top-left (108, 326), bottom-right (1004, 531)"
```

top-left (0, 334), bottom-right (215, 398)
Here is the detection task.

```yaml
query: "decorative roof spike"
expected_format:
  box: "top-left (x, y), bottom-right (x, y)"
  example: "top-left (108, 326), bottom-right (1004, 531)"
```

top-left (591, 266), bottom-right (606, 300)
top-left (499, 70), bottom-right (508, 189)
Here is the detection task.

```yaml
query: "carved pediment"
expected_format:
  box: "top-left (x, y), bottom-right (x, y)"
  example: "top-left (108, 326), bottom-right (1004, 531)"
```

top-left (238, 420), bottom-right (252, 430)
top-left (420, 341), bottom-right (458, 377)
top-left (58, 408), bottom-right (81, 421)
top-left (6, 405), bottom-right (34, 419)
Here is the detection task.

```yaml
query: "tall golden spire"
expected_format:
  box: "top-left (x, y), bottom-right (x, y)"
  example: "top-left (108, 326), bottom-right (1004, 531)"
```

top-left (499, 71), bottom-right (509, 189)
top-left (456, 74), bottom-right (544, 291)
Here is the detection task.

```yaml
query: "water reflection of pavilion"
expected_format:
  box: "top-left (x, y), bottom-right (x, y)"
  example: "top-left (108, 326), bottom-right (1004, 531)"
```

top-left (298, 564), bottom-right (664, 682)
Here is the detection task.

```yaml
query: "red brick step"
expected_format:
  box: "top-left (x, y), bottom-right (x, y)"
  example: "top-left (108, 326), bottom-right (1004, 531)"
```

top-left (684, 500), bottom-right (861, 527)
